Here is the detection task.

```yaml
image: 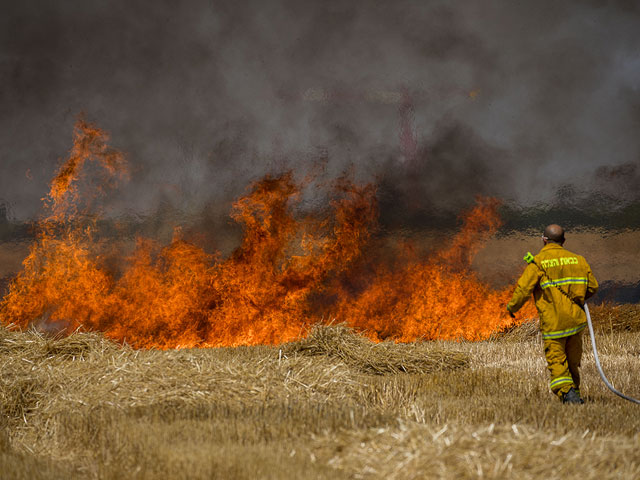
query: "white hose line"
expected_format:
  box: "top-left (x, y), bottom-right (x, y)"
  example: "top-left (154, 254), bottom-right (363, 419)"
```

top-left (585, 303), bottom-right (640, 405)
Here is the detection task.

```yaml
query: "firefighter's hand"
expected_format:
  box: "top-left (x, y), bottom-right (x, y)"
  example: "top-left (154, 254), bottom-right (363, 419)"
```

top-left (506, 307), bottom-right (515, 319)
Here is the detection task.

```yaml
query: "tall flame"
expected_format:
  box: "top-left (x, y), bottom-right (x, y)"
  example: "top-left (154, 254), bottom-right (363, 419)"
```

top-left (0, 120), bottom-right (533, 348)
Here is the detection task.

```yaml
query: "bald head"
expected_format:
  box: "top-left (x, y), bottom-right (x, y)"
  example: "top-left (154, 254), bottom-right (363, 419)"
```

top-left (543, 224), bottom-right (565, 244)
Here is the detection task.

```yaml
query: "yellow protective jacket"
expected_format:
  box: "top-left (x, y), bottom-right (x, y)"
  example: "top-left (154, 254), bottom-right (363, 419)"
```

top-left (507, 243), bottom-right (598, 339)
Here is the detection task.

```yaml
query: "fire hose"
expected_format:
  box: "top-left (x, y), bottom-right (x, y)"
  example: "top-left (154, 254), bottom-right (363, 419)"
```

top-left (522, 252), bottom-right (640, 405)
top-left (584, 303), bottom-right (640, 405)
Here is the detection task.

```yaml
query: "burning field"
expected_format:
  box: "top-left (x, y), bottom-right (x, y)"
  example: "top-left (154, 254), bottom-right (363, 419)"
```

top-left (4, 0), bottom-right (640, 476)
top-left (0, 119), bottom-right (535, 347)
top-left (1, 121), bottom-right (639, 479)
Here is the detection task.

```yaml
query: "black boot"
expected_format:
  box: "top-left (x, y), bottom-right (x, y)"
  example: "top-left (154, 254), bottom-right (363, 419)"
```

top-left (562, 387), bottom-right (584, 404)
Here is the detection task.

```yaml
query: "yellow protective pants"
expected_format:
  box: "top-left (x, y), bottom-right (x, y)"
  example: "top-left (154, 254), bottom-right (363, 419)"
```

top-left (543, 331), bottom-right (583, 399)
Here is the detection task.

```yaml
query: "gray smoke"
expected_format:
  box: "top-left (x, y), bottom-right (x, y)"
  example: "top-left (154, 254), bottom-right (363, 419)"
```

top-left (1, 0), bottom-right (640, 223)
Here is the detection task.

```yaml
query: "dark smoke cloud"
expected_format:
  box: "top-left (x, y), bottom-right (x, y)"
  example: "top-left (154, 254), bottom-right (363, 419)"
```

top-left (1, 0), bottom-right (640, 225)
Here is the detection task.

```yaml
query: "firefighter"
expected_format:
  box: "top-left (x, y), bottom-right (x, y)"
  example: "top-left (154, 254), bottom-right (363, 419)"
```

top-left (506, 224), bottom-right (598, 404)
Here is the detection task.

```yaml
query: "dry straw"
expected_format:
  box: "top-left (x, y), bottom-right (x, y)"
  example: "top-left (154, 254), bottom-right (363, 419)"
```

top-left (0, 322), bottom-right (468, 432)
top-left (491, 318), bottom-right (541, 342)
top-left (0, 322), bottom-right (464, 435)
top-left (589, 303), bottom-right (640, 332)
top-left (491, 303), bottom-right (640, 342)
top-left (282, 323), bottom-right (469, 374)
top-left (0, 323), bottom-right (121, 358)
top-left (1, 309), bottom-right (640, 479)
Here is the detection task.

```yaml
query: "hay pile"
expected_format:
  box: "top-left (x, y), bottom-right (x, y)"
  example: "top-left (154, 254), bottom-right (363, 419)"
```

top-left (0, 322), bottom-right (470, 434)
top-left (0, 325), bottom-right (122, 358)
top-left (281, 324), bottom-right (469, 374)
top-left (491, 318), bottom-right (540, 342)
top-left (0, 326), bottom-right (125, 424)
top-left (0, 324), bottom-right (378, 475)
top-left (0, 324), bottom-right (381, 434)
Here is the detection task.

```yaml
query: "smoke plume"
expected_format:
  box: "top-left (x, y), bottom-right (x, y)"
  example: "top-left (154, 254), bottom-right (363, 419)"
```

top-left (1, 0), bottom-right (640, 225)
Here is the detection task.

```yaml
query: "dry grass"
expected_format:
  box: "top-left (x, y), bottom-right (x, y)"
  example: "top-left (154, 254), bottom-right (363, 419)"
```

top-left (589, 303), bottom-right (640, 332)
top-left (282, 323), bottom-right (469, 374)
top-left (1, 307), bottom-right (640, 479)
top-left (492, 302), bottom-right (640, 342)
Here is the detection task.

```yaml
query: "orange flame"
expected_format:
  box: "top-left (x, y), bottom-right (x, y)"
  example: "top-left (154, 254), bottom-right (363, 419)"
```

top-left (0, 120), bottom-right (534, 348)
top-left (47, 116), bottom-right (127, 221)
top-left (335, 198), bottom-right (521, 341)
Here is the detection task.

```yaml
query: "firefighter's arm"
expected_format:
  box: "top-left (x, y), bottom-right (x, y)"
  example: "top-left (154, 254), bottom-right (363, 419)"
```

top-left (585, 264), bottom-right (599, 300)
top-left (506, 263), bottom-right (541, 314)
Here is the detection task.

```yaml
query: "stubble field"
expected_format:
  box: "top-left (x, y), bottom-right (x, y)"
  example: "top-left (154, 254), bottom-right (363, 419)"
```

top-left (1, 304), bottom-right (639, 480)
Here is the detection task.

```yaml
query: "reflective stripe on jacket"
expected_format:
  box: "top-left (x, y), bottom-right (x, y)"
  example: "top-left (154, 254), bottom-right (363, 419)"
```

top-left (507, 243), bottom-right (598, 339)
